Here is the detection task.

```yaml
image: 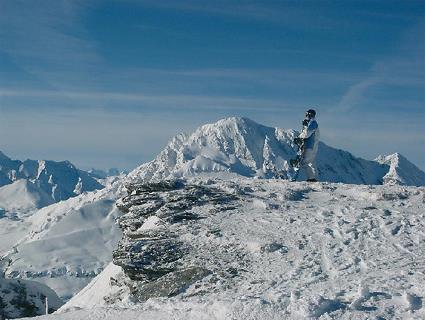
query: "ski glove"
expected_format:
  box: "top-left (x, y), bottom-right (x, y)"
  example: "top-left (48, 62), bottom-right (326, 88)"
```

top-left (294, 137), bottom-right (304, 146)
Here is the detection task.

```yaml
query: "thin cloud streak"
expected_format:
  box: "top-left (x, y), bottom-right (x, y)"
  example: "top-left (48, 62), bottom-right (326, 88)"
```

top-left (0, 0), bottom-right (101, 90)
top-left (336, 21), bottom-right (425, 112)
top-left (0, 89), bottom-right (294, 112)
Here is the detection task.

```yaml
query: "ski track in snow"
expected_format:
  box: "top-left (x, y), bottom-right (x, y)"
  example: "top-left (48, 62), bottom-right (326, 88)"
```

top-left (26, 177), bottom-right (425, 320)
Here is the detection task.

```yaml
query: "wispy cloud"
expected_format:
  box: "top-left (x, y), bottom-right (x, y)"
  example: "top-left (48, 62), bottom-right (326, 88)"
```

top-left (336, 21), bottom-right (425, 112)
top-left (0, 88), bottom-right (293, 112)
top-left (0, 0), bottom-right (100, 89)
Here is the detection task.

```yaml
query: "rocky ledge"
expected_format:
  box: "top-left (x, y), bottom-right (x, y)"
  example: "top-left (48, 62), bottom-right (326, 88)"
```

top-left (112, 179), bottom-right (241, 302)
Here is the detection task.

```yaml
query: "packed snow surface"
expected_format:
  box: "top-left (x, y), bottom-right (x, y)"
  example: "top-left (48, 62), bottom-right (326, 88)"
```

top-left (32, 176), bottom-right (425, 320)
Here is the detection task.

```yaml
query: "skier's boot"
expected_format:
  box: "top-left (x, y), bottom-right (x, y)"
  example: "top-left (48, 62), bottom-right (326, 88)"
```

top-left (307, 179), bottom-right (318, 182)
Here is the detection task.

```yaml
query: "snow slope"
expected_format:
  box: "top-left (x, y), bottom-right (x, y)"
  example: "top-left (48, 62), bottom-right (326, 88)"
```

top-left (128, 117), bottom-right (423, 186)
top-left (0, 180), bottom-right (55, 213)
top-left (1, 182), bottom-right (123, 301)
top-left (32, 176), bottom-right (425, 320)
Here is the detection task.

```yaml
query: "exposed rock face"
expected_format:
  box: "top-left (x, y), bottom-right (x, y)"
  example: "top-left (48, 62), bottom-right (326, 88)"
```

top-left (112, 180), bottom-right (240, 301)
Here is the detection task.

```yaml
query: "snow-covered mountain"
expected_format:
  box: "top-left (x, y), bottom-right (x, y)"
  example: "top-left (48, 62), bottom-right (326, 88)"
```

top-left (3, 117), bottom-right (425, 311)
top-left (0, 151), bottom-right (103, 205)
top-left (128, 117), bottom-right (424, 186)
top-left (0, 180), bottom-right (54, 214)
top-left (52, 177), bottom-right (425, 320)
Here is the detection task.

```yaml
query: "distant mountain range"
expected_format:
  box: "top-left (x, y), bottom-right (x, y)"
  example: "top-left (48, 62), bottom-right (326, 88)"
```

top-left (0, 152), bottom-right (103, 212)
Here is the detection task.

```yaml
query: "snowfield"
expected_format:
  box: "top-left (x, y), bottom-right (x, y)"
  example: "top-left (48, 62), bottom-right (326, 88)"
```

top-left (1, 180), bottom-right (123, 301)
top-left (26, 176), bottom-right (425, 320)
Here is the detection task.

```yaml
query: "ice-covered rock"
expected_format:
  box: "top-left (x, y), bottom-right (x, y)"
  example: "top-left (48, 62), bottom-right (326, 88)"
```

top-left (112, 180), bottom-right (238, 302)
top-left (375, 152), bottom-right (425, 186)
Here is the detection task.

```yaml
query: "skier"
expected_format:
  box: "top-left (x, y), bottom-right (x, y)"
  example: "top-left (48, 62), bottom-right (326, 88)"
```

top-left (295, 109), bottom-right (320, 182)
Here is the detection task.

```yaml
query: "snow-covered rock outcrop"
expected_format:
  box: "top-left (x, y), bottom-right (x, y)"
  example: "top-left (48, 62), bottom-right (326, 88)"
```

top-left (128, 117), bottom-right (424, 186)
top-left (376, 153), bottom-right (425, 186)
top-left (0, 277), bottom-right (63, 318)
top-left (53, 176), bottom-right (425, 319)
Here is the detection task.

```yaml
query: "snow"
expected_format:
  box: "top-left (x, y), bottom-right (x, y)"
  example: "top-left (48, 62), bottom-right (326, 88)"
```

top-left (57, 262), bottom-right (123, 312)
top-left (0, 180), bottom-right (54, 213)
top-left (24, 176), bottom-right (425, 320)
top-left (376, 153), bottom-right (425, 186)
top-left (2, 117), bottom-right (425, 319)
top-left (0, 151), bottom-right (103, 203)
top-left (1, 181), bottom-right (124, 301)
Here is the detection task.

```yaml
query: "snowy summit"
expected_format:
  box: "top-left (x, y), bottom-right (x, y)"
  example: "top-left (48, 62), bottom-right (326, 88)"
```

top-left (129, 117), bottom-right (424, 186)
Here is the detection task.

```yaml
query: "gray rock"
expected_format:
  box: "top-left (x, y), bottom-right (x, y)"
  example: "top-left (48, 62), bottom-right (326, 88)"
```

top-left (112, 179), bottom-right (239, 299)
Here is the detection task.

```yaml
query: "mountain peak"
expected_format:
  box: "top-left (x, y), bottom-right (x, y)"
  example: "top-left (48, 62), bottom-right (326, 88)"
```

top-left (195, 117), bottom-right (266, 139)
top-left (128, 117), bottom-right (296, 182)
top-left (375, 152), bottom-right (425, 186)
top-left (210, 116), bottom-right (259, 127)
top-left (128, 118), bottom-right (424, 186)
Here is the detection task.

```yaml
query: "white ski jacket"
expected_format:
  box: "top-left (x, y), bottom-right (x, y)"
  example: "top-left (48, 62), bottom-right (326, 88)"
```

top-left (299, 118), bottom-right (320, 152)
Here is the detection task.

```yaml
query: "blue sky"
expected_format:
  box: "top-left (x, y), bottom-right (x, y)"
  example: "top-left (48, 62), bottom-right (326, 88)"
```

top-left (0, 0), bottom-right (424, 170)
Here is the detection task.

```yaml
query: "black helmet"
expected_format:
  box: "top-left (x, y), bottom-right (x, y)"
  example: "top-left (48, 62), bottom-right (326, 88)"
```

top-left (305, 109), bottom-right (316, 118)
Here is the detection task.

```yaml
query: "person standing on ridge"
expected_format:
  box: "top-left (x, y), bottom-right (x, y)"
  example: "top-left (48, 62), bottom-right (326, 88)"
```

top-left (297, 109), bottom-right (320, 182)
